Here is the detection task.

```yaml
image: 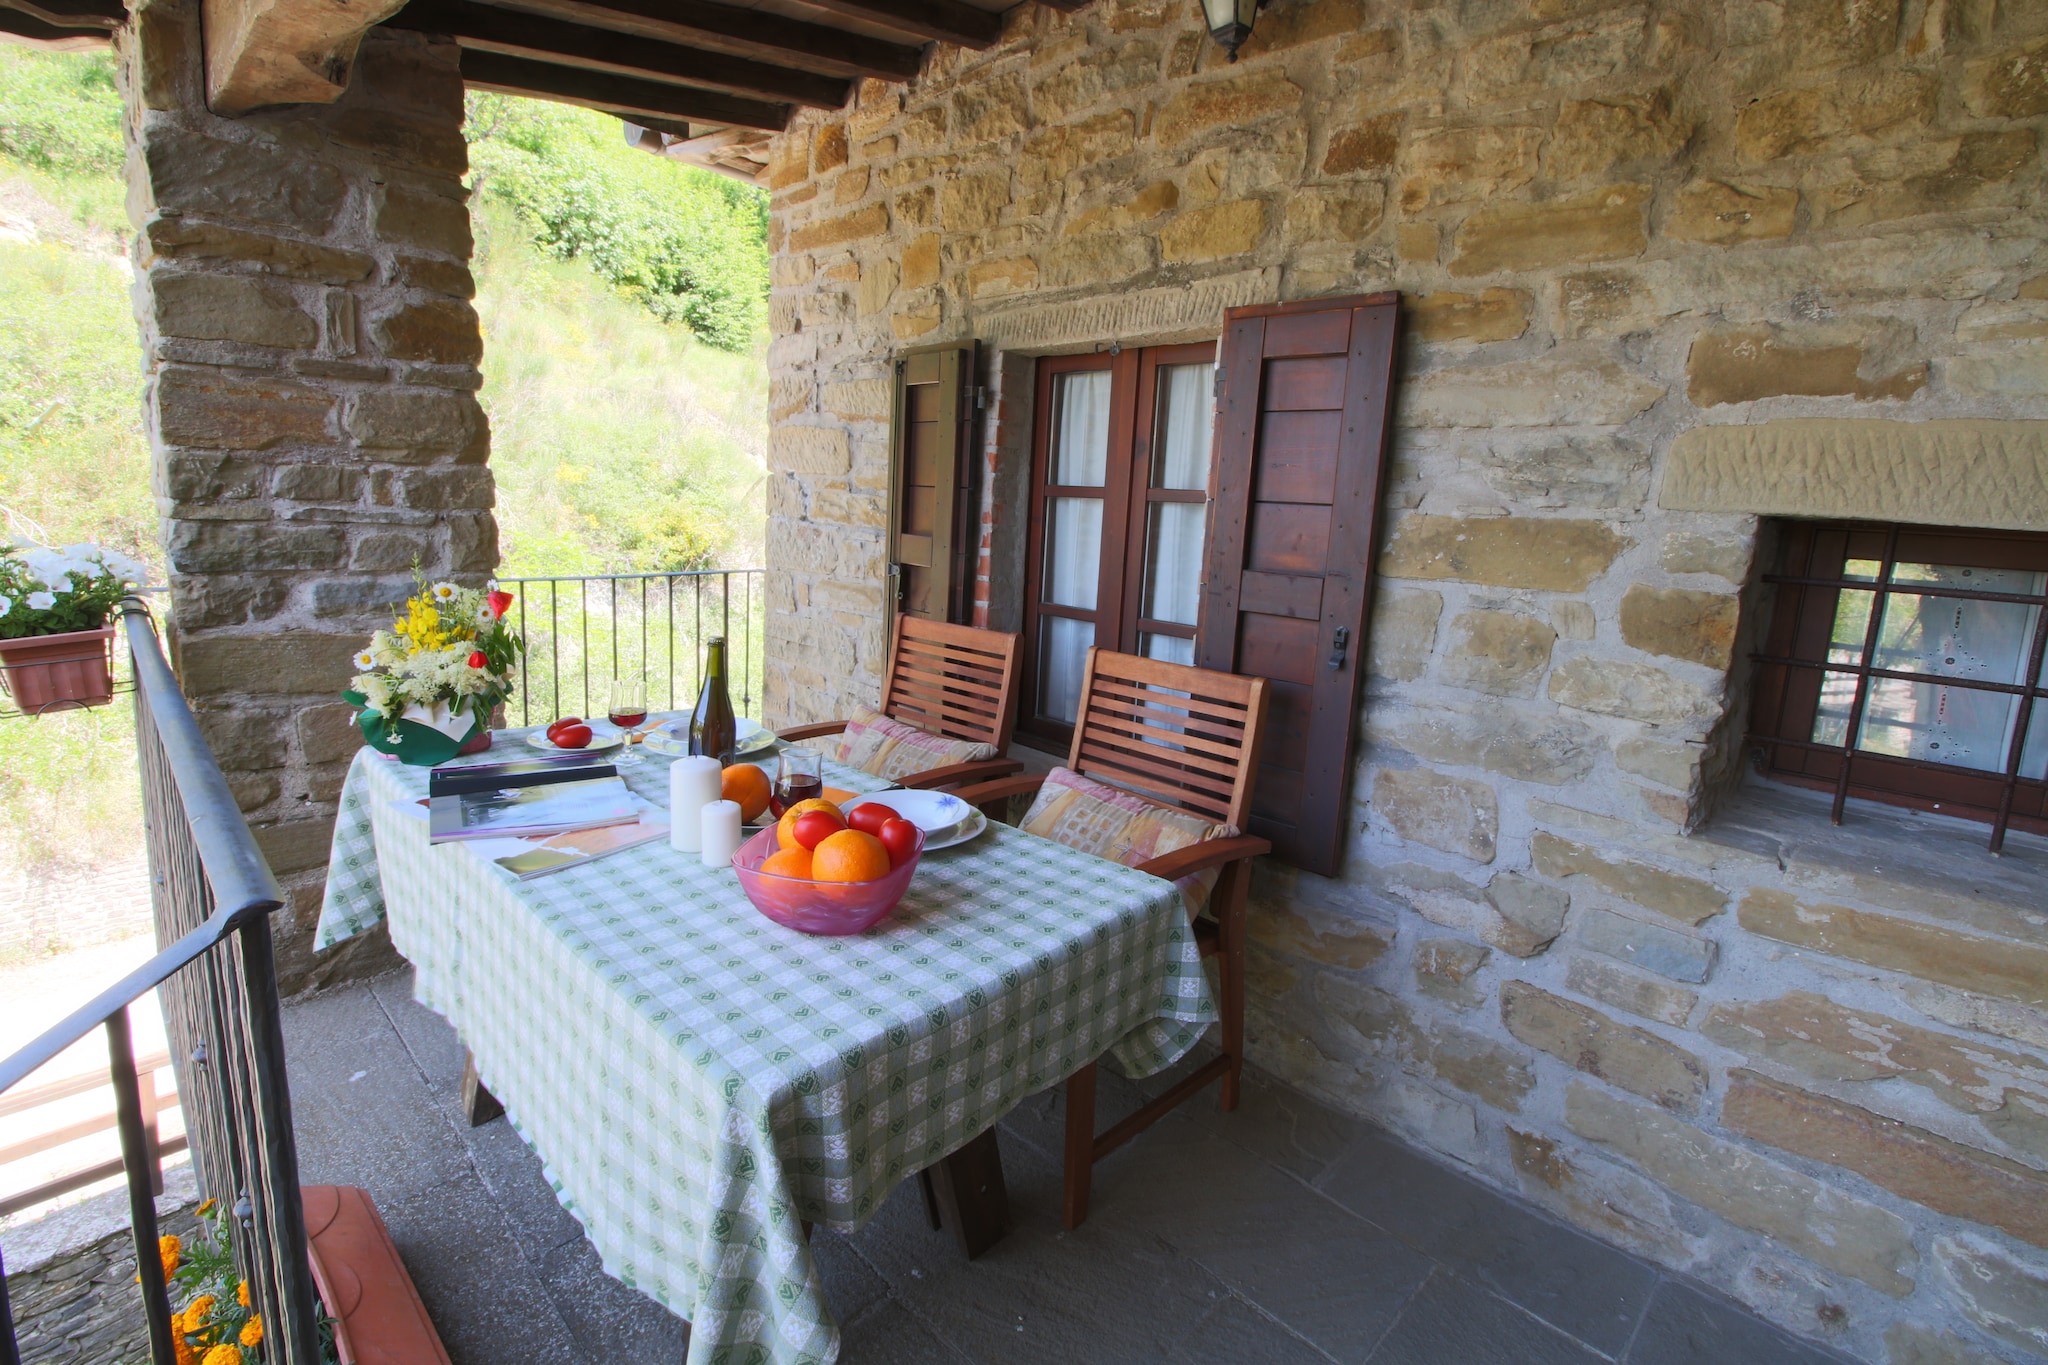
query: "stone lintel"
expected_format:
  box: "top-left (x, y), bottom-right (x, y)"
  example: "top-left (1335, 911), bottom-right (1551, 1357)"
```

top-left (979, 268), bottom-right (1280, 354)
top-left (1660, 419), bottom-right (2048, 531)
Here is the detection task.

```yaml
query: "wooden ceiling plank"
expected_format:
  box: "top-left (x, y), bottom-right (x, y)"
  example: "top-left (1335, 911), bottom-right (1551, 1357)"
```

top-left (391, 0), bottom-right (850, 107)
top-left (467, 0), bottom-right (923, 81)
top-left (0, 0), bottom-right (120, 28)
top-left (787, 0), bottom-right (998, 48)
top-left (459, 48), bottom-right (793, 130)
top-left (0, 4), bottom-right (108, 45)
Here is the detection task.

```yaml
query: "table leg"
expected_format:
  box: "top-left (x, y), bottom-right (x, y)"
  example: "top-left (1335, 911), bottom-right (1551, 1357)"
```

top-left (462, 1048), bottom-right (505, 1127)
top-left (922, 1126), bottom-right (1010, 1259)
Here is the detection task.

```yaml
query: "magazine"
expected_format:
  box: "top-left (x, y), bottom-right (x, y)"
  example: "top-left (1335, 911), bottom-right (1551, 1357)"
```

top-left (462, 809), bottom-right (671, 879)
top-left (427, 775), bottom-right (641, 843)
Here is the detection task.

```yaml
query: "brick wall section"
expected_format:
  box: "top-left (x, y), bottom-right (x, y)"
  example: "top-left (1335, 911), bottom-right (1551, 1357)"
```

top-left (119, 4), bottom-right (493, 993)
top-left (759, 0), bottom-right (2048, 1359)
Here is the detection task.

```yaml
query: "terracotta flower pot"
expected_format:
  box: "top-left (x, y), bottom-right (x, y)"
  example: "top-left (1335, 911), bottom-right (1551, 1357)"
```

top-left (0, 625), bottom-right (116, 714)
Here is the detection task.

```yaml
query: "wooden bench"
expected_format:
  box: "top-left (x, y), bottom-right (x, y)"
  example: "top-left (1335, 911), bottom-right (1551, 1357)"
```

top-left (303, 1185), bottom-right (452, 1365)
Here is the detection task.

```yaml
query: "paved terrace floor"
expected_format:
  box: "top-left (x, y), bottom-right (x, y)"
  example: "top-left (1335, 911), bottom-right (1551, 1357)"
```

top-left (285, 970), bottom-right (1853, 1365)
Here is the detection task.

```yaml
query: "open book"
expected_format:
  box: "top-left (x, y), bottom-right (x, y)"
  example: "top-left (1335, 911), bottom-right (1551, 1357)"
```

top-left (428, 775), bottom-right (641, 843)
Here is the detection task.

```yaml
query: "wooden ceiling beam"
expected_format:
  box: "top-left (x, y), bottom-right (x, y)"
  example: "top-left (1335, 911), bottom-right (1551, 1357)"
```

top-left (391, 0), bottom-right (850, 107)
top-left (0, 3), bottom-right (108, 46)
top-left (460, 48), bottom-right (792, 130)
top-left (787, 0), bottom-right (999, 48)
top-left (205, 0), bottom-right (410, 113)
top-left (0, 0), bottom-right (120, 29)
top-left (469, 0), bottom-right (923, 82)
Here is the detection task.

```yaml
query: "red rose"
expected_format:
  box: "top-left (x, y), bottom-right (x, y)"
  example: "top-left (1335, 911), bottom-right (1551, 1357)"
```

top-left (487, 590), bottom-right (514, 618)
top-left (467, 650), bottom-right (487, 668)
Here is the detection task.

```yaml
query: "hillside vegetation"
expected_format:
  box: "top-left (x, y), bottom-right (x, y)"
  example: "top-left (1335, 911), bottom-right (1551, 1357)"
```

top-left (0, 46), bottom-right (769, 898)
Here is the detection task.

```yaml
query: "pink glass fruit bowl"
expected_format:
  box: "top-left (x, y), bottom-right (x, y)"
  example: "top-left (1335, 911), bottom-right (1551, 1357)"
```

top-left (731, 824), bottom-right (925, 935)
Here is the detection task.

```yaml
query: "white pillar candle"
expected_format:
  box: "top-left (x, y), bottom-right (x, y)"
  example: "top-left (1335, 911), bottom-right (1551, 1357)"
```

top-left (669, 756), bottom-right (723, 853)
top-left (699, 799), bottom-right (743, 868)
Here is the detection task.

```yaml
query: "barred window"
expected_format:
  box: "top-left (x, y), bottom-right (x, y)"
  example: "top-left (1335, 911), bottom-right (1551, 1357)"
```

top-left (1749, 521), bottom-right (2048, 851)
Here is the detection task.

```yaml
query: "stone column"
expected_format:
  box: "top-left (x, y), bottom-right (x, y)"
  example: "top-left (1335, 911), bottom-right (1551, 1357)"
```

top-left (121, 2), bottom-right (494, 992)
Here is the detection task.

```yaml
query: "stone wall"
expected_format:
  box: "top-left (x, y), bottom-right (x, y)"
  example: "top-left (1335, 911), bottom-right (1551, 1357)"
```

top-left (758, 0), bottom-right (2048, 1359)
top-left (119, 4), bottom-right (493, 993)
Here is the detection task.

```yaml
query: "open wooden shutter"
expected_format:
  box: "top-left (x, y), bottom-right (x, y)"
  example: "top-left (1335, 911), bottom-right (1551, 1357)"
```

top-left (1197, 294), bottom-right (1399, 876)
top-left (888, 343), bottom-right (979, 624)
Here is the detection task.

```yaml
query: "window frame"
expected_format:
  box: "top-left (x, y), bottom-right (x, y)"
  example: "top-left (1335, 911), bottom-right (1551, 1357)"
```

top-left (1749, 519), bottom-right (2048, 851)
top-left (1018, 342), bottom-right (1219, 749)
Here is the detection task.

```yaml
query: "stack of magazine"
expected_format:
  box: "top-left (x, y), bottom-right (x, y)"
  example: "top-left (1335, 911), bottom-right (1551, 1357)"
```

top-left (425, 753), bottom-right (669, 879)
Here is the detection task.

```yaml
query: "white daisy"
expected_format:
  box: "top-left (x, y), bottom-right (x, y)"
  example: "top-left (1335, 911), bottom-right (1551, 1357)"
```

top-left (475, 602), bottom-right (498, 624)
top-left (27, 590), bottom-right (56, 610)
top-left (430, 581), bottom-right (458, 602)
top-left (354, 650), bottom-right (378, 670)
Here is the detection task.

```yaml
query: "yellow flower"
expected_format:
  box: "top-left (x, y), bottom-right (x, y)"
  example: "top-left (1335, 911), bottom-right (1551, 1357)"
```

top-left (182, 1295), bottom-right (216, 1334)
top-left (239, 1316), bottom-right (263, 1348)
top-left (195, 1198), bottom-right (216, 1217)
top-left (158, 1233), bottom-right (182, 1280)
top-left (201, 1345), bottom-right (241, 1365)
top-left (236, 1279), bottom-right (250, 1309)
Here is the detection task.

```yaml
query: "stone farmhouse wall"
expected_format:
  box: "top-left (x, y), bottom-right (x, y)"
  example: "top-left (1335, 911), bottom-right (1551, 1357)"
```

top-left (119, 6), bottom-right (489, 992)
top-left (759, 0), bottom-right (2048, 1359)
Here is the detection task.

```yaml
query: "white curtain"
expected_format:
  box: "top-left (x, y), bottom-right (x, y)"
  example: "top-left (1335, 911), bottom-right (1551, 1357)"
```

top-left (1040, 617), bottom-right (1095, 724)
top-left (1152, 363), bottom-right (1214, 490)
top-left (1045, 498), bottom-right (1102, 610)
top-left (1055, 370), bottom-right (1111, 486)
top-left (1144, 503), bottom-right (1205, 626)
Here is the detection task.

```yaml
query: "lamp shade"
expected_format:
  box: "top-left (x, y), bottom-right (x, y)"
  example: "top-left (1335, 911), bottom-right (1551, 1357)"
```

top-left (1199, 0), bottom-right (1258, 58)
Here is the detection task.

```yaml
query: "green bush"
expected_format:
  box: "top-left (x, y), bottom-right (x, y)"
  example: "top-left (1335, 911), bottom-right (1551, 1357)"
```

top-left (468, 95), bottom-right (769, 351)
top-left (0, 47), bottom-right (123, 176)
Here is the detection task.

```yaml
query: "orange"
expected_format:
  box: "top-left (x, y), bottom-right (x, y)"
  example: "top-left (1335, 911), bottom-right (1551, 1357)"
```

top-left (760, 847), bottom-right (814, 880)
top-left (775, 797), bottom-right (842, 850)
top-left (721, 764), bottom-right (772, 822)
top-left (811, 829), bottom-right (891, 883)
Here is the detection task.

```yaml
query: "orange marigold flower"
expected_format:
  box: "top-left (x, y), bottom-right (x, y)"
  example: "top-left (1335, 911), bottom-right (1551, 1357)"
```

top-left (195, 1198), bottom-right (216, 1217)
top-left (158, 1233), bottom-right (182, 1280)
top-left (174, 1336), bottom-right (198, 1365)
top-left (182, 1295), bottom-right (216, 1334)
top-left (239, 1316), bottom-right (263, 1348)
top-left (236, 1279), bottom-right (251, 1309)
top-left (200, 1345), bottom-right (241, 1365)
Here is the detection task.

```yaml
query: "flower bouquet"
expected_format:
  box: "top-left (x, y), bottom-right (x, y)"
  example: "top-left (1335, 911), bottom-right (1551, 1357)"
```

top-left (0, 540), bottom-right (151, 713)
top-left (343, 577), bottom-right (523, 766)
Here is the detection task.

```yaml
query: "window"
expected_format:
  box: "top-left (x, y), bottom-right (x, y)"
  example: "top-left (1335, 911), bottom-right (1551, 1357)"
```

top-left (1750, 521), bottom-right (2048, 849)
top-left (1020, 343), bottom-right (1217, 744)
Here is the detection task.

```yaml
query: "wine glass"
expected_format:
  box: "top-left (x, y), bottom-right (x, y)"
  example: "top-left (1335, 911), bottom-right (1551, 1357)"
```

top-left (772, 747), bottom-right (823, 817)
top-left (608, 676), bottom-right (648, 766)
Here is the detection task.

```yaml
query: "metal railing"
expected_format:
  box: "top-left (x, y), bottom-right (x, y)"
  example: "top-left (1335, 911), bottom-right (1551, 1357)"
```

top-left (0, 598), bottom-right (321, 1365)
top-left (498, 569), bottom-right (766, 728)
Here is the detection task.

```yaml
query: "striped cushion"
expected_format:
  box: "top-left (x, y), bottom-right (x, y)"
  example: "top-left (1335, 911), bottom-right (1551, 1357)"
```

top-left (833, 707), bottom-right (998, 782)
top-left (1019, 766), bottom-right (1235, 919)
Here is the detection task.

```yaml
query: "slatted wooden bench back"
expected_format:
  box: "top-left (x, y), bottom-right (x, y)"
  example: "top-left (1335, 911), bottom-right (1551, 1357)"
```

top-left (1067, 649), bottom-right (1269, 832)
top-left (881, 616), bottom-right (1022, 752)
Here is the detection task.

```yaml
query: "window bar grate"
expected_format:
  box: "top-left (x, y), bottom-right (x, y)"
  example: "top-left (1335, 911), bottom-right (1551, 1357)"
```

top-left (1830, 524), bottom-right (1900, 827)
top-left (1991, 598), bottom-right (2048, 853)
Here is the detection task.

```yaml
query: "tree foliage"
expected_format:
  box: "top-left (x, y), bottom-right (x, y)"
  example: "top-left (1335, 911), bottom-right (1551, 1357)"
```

top-left (0, 48), bottom-right (123, 176)
top-left (467, 94), bottom-right (769, 351)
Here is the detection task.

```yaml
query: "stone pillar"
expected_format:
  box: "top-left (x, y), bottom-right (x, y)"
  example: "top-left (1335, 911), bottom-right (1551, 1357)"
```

top-left (120, 2), bottom-right (494, 992)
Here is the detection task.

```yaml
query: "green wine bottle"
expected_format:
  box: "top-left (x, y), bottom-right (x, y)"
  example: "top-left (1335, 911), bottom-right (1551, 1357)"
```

top-left (689, 636), bottom-right (737, 762)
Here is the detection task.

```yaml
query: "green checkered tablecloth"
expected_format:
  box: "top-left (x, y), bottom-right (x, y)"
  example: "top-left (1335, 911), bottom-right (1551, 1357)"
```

top-left (314, 725), bottom-right (1217, 1365)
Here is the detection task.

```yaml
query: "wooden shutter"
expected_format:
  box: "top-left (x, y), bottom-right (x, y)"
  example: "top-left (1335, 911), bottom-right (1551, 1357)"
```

top-left (888, 343), bottom-right (979, 624)
top-left (1197, 293), bottom-right (1400, 876)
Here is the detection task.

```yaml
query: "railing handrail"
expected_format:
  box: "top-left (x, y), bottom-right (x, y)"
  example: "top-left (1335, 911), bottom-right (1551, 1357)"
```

top-left (0, 601), bottom-right (280, 1099)
top-left (495, 566), bottom-right (764, 585)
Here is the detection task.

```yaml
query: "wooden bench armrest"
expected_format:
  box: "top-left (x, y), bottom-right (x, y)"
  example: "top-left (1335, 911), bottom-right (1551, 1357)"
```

top-left (777, 721), bottom-right (847, 742)
top-left (1134, 834), bottom-right (1272, 882)
top-left (899, 757), bottom-right (1025, 790)
top-left (951, 773), bottom-right (1047, 818)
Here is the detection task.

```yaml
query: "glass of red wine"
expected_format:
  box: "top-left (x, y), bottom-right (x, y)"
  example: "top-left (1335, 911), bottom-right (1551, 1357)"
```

top-left (772, 747), bottom-right (823, 817)
top-left (608, 676), bottom-right (648, 766)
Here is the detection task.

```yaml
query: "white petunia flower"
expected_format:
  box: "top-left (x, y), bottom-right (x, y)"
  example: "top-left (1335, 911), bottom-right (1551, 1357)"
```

top-left (27, 590), bottom-right (56, 610)
top-left (430, 582), bottom-right (457, 602)
top-left (0, 594), bottom-right (11, 615)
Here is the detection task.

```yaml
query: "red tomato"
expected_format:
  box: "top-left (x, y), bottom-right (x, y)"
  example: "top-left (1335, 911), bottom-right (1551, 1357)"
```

top-left (878, 818), bottom-right (918, 868)
top-left (846, 802), bottom-right (897, 837)
top-left (791, 808), bottom-right (847, 851)
top-left (554, 723), bottom-right (593, 749)
top-left (547, 716), bottom-right (582, 740)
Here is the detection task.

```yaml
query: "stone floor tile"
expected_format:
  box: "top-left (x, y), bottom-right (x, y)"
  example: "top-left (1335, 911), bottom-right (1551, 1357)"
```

top-left (837, 1297), bottom-right (980, 1365)
top-left (1165, 1294), bottom-right (1339, 1365)
top-left (537, 1233), bottom-right (692, 1360)
top-left (812, 1225), bottom-right (892, 1326)
top-left (849, 1140), bottom-right (1236, 1365)
top-left (1187, 1067), bottom-right (1367, 1184)
top-left (1626, 1278), bottom-right (1852, 1365)
top-left (1366, 1268), bottom-right (1607, 1365)
top-left (1319, 1128), bottom-right (1655, 1355)
top-left (1093, 1125), bottom-right (1432, 1361)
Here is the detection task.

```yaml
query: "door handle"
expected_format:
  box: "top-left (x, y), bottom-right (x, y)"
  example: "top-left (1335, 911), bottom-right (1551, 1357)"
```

top-left (1327, 626), bottom-right (1349, 671)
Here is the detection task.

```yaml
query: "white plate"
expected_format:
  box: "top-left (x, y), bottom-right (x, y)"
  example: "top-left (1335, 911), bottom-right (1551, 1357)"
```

top-left (526, 720), bottom-right (625, 753)
top-left (642, 717), bottom-right (774, 758)
top-left (842, 788), bottom-right (974, 835)
top-left (920, 808), bottom-right (987, 851)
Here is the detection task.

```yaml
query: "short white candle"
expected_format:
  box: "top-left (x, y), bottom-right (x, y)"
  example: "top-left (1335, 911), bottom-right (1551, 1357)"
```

top-left (699, 799), bottom-right (743, 868)
top-left (669, 756), bottom-right (722, 853)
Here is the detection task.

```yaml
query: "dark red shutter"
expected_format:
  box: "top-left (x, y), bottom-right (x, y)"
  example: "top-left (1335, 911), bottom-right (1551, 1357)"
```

top-left (889, 343), bottom-right (979, 624)
top-left (1197, 294), bottom-right (1400, 876)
